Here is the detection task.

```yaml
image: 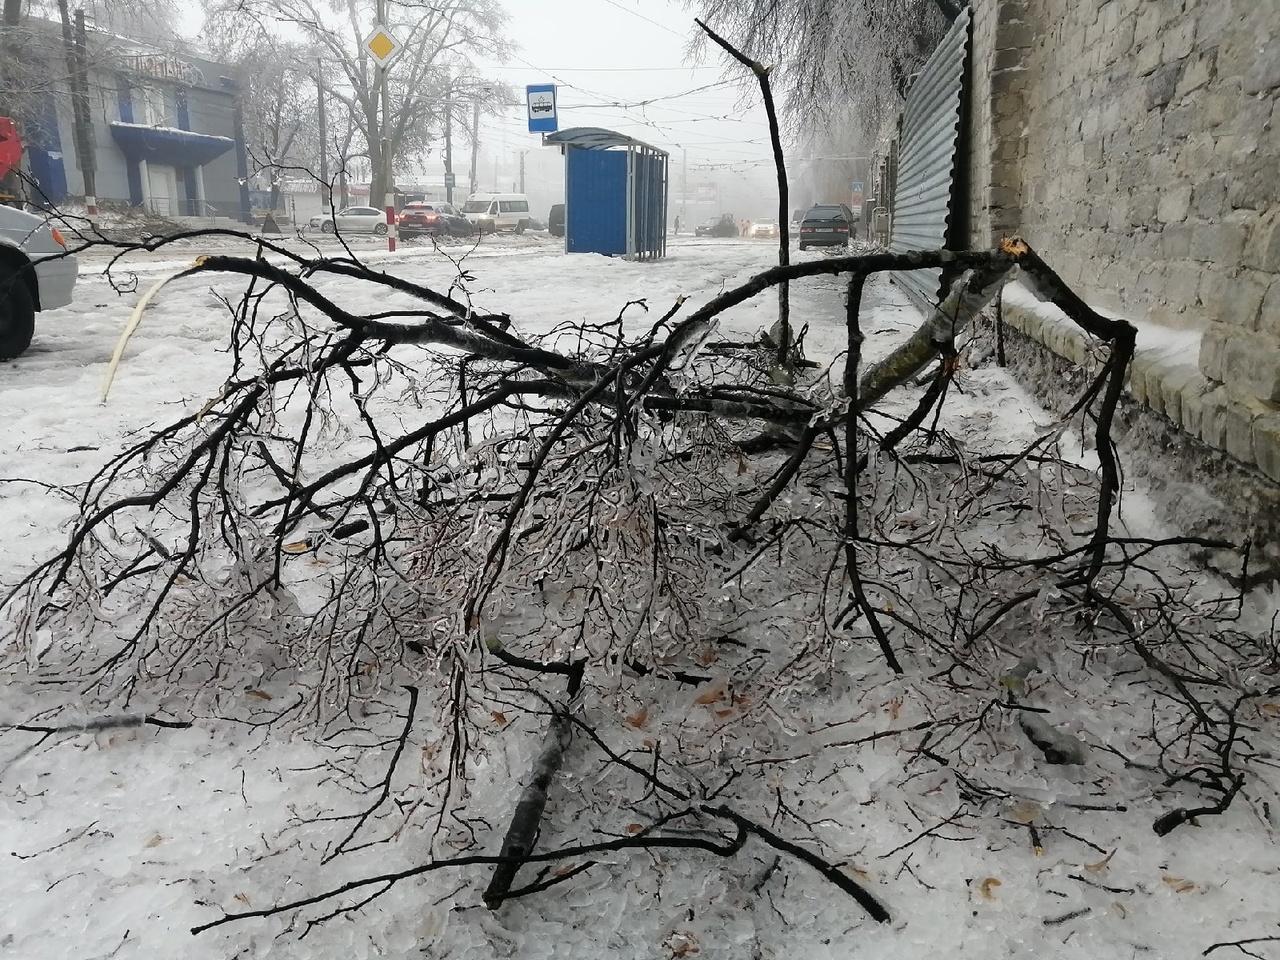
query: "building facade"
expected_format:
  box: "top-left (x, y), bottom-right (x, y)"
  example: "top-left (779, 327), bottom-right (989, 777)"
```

top-left (17, 20), bottom-right (250, 222)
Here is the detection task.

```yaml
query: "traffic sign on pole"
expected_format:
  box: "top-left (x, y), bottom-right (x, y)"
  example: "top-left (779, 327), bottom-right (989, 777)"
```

top-left (526, 84), bottom-right (557, 133)
top-left (363, 24), bottom-right (402, 66)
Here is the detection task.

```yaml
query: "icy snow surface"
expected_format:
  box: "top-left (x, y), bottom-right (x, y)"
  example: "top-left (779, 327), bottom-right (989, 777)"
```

top-left (1, 234), bottom-right (1277, 960)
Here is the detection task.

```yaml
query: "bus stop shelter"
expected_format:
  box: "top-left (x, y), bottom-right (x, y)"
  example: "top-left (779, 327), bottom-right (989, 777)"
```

top-left (544, 127), bottom-right (668, 260)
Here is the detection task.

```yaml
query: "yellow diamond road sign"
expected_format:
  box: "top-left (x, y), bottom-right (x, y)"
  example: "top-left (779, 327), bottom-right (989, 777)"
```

top-left (363, 24), bottom-right (401, 66)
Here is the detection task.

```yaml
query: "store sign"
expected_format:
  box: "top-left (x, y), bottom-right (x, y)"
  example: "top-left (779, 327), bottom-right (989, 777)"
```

top-left (126, 54), bottom-right (205, 86)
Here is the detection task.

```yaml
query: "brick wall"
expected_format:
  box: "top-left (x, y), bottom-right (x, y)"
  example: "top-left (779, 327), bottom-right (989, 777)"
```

top-left (967, 0), bottom-right (1280, 404)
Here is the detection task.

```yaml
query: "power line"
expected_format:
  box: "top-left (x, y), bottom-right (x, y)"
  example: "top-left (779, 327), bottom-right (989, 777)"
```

top-left (484, 64), bottom-right (718, 73)
top-left (596, 0), bottom-right (690, 38)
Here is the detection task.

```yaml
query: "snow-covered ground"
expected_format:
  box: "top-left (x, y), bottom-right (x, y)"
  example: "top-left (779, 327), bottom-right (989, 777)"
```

top-left (1, 236), bottom-right (1277, 960)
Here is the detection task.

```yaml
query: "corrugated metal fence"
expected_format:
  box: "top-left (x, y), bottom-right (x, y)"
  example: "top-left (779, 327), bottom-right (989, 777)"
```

top-left (889, 7), bottom-right (972, 309)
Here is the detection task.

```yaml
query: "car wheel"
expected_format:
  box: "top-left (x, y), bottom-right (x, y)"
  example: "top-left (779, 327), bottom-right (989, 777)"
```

top-left (0, 268), bottom-right (36, 361)
top-left (515, 220), bottom-right (526, 235)
top-left (321, 221), bottom-right (335, 234)
top-left (799, 243), bottom-right (807, 251)
top-left (373, 223), bottom-right (388, 236)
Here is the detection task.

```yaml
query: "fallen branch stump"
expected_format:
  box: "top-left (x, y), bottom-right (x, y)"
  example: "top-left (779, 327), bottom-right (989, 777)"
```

top-left (483, 655), bottom-right (585, 909)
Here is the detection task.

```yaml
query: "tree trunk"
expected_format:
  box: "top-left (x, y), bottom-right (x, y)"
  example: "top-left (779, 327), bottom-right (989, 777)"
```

top-left (1, 0), bottom-right (24, 202)
top-left (482, 706), bottom-right (574, 908)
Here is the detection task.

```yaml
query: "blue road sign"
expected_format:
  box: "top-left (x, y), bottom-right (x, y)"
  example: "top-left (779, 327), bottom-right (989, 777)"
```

top-left (527, 84), bottom-right (558, 133)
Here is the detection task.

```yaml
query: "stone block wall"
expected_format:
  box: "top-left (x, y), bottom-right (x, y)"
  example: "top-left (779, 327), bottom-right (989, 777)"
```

top-left (967, 0), bottom-right (1280, 404)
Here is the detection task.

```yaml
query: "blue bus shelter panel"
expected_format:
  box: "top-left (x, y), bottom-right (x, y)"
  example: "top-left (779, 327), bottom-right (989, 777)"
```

top-left (633, 152), bottom-right (665, 255)
top-left (566, 150), bottom-right (627, 255)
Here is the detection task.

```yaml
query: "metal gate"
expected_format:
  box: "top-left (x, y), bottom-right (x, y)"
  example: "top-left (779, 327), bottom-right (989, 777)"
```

top-left (889, 7), bottom-right (971, 308)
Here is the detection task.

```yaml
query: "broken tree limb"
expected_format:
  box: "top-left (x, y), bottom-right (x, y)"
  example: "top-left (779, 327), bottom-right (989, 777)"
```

top-left (857, 253), bottom-right (1018, 411)
top-left (1012, 244), bottom-right (1137, 583)
top-left (842, 270), bottom-right (903, 674)
top-left (695, 18), bottom-right (792, 366)
top-left (483, 658), bottom-right (585, 909)
top-left (704, 804), bottom-right (891, 924)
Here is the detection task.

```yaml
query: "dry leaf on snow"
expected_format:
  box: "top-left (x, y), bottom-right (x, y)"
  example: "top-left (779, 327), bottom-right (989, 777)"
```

top-left (1161, 875), bottom-right (1197, 893)
top-left (1085, 849), bottom-right (1116, 873)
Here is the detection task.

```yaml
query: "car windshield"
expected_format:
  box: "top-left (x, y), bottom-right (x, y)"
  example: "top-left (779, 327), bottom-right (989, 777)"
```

top-left (460, 200), bottom-right (491, 213)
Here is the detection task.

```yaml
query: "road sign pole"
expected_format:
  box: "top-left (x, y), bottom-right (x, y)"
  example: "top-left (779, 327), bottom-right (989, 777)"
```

top-left (373, 0), bottom-right (396, 252)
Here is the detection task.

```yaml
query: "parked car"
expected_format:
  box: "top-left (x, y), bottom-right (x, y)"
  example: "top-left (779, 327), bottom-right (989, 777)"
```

top-left (459, 193), bottom-right (532, 234)
top-left (548, 203), bottom-right (565, 237)
top-left (798, 204), bottom-right (856, 250)
top-left (749, 218), bottom-right (779, 239)
top-left (308, 206), bottom-right (388, 235)
top-left (397, 201), bottom-right (473, 239)
top-left (695, 214), bottom-right (737, 238)
top-left (0, 205), bottom-right (78, 360)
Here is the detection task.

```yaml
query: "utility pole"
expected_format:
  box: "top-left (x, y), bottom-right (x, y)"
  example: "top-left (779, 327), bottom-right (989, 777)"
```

top-left (443, 79), bottom-right (453, 204)
top-left (468, 93), bottom-right (480, 196)
top-left (518, 150), bottom-right (526, 194)
top-left (316, 57), bottom-right (330, 209)
top-left (72, 9), bottom-right (96, 222)
top-left (681, 147), bottom-right (687, 228)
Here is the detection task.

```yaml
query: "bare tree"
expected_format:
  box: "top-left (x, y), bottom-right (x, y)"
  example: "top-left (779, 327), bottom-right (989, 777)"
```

top-left (201, 7), bottom-right (320, 212)
top-left (687, 0), bottom-right (957, 140)
top-left (249, 0), bottom-right (512, 203)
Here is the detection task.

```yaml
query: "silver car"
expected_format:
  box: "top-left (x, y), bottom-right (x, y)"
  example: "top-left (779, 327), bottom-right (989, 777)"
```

top-left (307, 206), bottom-right (389, 235)
top-left (0, 205), bottom-right (79, 360)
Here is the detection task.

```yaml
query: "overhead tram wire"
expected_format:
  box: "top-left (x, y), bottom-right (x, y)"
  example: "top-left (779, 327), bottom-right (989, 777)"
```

top-left (595, 0), bottom-right (690, 39)
top-left (484, 65), bottom-right (721, 73)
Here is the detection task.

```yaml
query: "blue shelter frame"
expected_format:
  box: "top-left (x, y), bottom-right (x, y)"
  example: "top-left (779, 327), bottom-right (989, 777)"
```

top-left (544, 127), bottom-right (668, 261)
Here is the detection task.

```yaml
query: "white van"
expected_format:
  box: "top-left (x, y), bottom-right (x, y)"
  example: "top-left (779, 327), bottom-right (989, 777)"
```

top-left (459, 193), bottom-right (532, 234)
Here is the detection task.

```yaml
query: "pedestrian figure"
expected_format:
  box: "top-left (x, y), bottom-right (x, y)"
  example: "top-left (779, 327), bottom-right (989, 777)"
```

top-left (674, 215), bottom-right (681, 235)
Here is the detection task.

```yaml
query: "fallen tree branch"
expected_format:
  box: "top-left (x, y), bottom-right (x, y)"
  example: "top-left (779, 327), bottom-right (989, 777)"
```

top-left (703, 804), bottom-right (891, 923)
top-left (696, 17), bottom-right (792, 365)
top-left (191, 813), bottom-right (748, 934)
top-left (482, 657), bottom-right (586, 908)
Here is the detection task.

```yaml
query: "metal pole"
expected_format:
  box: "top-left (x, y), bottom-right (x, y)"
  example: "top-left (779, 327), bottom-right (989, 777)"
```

top-left (469, 94), bottom-right (480, 196)
top-left (444, 80), bottom-right (453, 204)
top-left (376, 0), bottom-right (395, 251)
top-left (518, 150), bottom-right (525, 194)
top-left (317, 56), bottom-right (330, 209)
top-left (681, 147), bottom-right (687, 228)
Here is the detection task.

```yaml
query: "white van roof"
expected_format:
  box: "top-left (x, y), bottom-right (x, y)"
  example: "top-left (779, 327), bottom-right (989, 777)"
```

top-left (464, 192), bottom-right (528, 202)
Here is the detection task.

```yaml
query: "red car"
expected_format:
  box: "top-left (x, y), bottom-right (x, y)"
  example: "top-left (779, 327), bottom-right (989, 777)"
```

top-left (397, 201), bottom-right (474, 239)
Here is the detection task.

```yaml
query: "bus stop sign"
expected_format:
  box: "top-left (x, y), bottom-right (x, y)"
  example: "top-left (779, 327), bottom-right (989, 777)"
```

top-left (527, 84), bottom-right (558, 133)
